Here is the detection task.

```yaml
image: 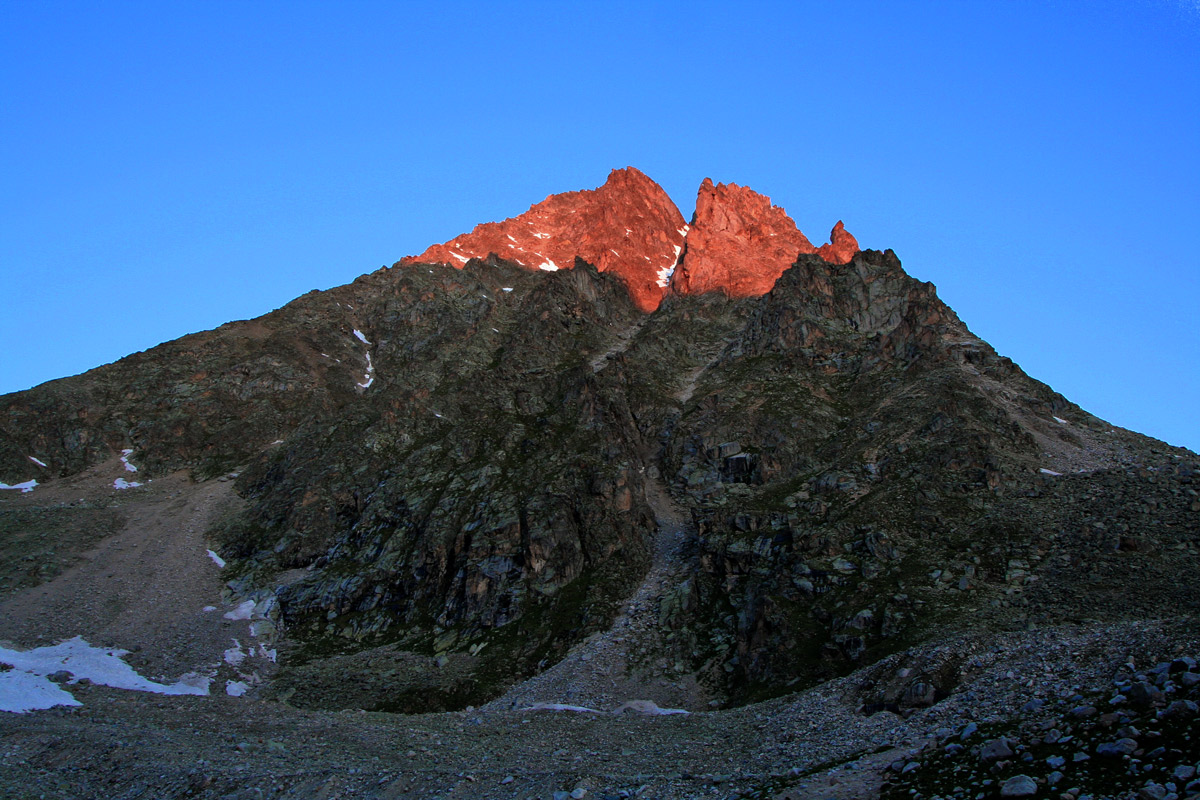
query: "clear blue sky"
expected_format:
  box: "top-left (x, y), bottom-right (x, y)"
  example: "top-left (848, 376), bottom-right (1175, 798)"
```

top-left (2, 1), bottom-right (1198, 451)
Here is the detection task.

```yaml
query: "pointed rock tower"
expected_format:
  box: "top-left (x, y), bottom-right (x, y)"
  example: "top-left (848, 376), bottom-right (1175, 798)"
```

top-left (671, 178), bottom-right (859, 299)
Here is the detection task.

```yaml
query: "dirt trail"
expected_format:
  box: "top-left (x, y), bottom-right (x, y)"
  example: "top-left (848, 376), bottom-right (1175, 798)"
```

top-left (486, 474), bottom-right (704, 712)
top-left (0, 458), bottom-right (256, 683)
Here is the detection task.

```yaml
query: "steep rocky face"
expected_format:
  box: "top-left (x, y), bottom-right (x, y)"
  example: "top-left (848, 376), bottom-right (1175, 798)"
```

top-left (401, 167), bottom-right (688, 312)
top-left (670, 178), bottom-right (858, 299)
top-left (632, 250), bottom-right (1195, 703)
top-left (398, 171), bottom-right (859, 313)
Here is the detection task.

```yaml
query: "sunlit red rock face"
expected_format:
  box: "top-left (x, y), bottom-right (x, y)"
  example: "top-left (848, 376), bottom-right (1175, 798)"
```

top-left (400, 167), bottom-right (688, 312)
top-left (400, 169), bottom-right (859, 310)
top-left (671, 178), bottom-right (859, 299)
top-left (816, 220), bottom-right (860, 265)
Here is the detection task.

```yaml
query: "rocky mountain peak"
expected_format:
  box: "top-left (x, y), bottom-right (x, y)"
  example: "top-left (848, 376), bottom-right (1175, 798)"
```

top-left (399, 166), bottom-right (687, 312)
top-left (670, 177), bottom-right (858, 299)
top-left (399, 169), bottom-right (860, 311)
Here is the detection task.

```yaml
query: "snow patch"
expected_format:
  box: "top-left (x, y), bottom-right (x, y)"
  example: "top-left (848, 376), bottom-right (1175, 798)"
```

top-left (678, 224), bottom-right (690, 237)
top-left (224, 641), bottom-right (247, 667)
top-left (656, 243), bottom-right (684, 288)
top-left (501, 287), bottom-right (513, 292)
top-left (0, 637), bottom-right (209, 714)
top-left (206, 550), bottom-right (226, 568)
top-left (506, 234), bottom-right (517, 242)
top-left (532, 232), bottom-right (550, 239)
top-left (352, 329), bottom-right (371, 345)
top-left (119, 449), bottom-right (138, 472)
top-left (0, 669), bottom-right (81, 713)
top-left (0, 480), bottom-right (37, 494)
top-left (28, 456), bottom-right (47, 468)
top-left (225, 680), bottom-right (249, 697)
top-left (223, 600), bottom-right (257, 621)
top-left (449, 252), bottom-right (470, 264)
top-left (613, 699), bottom-right (690, 716)
top-left (202, 606), bottom-right (217, 613)
top-left (525, 702), bottom-right (599, 713)
top-left (1053, 416), bottom-right (1068, 424)
top-left (1039, 468), bottom-right (1063, 476)
top-left (537, 257), bottom-right (560, 272)
top-left (113, 478), bottom-right (142, 490)
top-left (357, 351), bottom-right (375, 389)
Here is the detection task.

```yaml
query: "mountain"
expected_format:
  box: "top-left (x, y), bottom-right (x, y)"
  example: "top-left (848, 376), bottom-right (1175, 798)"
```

top-left (1, 168), bottom-right (1198, 798)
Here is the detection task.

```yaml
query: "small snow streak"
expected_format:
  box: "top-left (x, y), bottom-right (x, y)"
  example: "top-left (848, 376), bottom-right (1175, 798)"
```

top-left (0, 480), bottom-right (37, 493)
top-left (28, 456), bottom-right (47, 468)
top-left (525, 702), bottom-right (600, 713)
top-left (120, 449), bottom-right (138, 472)
top-left (352, 329), bottom-right (371, 345)
top-left (207, 549), bottom-right (227, 568)
top-left (113, 478), bottom-right (142, 490)
top-left (656, 243), bottom-right (684, 288)
top-left (357, 352), bottom-right (375, 389)
top-left (533, 232), bottom-right (550, 239)
top-left (1039, 468), bottom-right (1063, 476)
top-left (449, 252), bottom-right (470, 264)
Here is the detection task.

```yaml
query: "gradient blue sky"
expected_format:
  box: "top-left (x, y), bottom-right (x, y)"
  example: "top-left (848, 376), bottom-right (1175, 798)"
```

top-left (2, 1), bottom-right (1198, 451)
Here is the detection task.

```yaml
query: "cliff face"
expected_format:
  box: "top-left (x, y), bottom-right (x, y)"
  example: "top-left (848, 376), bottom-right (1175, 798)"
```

top-left (1, 169), bottom-right (1194, 714)
top-left (673, 178), bottom-right (812, 297)
top-left (401, 167), bottom-right (687, 312)
top-left (401, 169), bottom-right (857, 311)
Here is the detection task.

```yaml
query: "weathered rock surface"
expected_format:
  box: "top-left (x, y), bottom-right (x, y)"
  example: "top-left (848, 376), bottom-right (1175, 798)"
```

top-left (401, 167), bottom-right (687, 312)
top-left (670, 178), bottom-right (858, 298)
top-left (816, 219), bottom-right (859, 264)
top-left (399, 170), bottom-right (858, 312)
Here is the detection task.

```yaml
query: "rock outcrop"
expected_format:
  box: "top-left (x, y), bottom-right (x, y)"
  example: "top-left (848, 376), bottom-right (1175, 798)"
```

top-left (402, 170), bottom-right (858, 311)
top-left (670, 178), bottom-right (818, 298)
top-left (666, 178), bottom-right (859, 299)
top-left (400, 167), bottom-right (687, 312)
top-left (815, 220), bottom-right (859, 265)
